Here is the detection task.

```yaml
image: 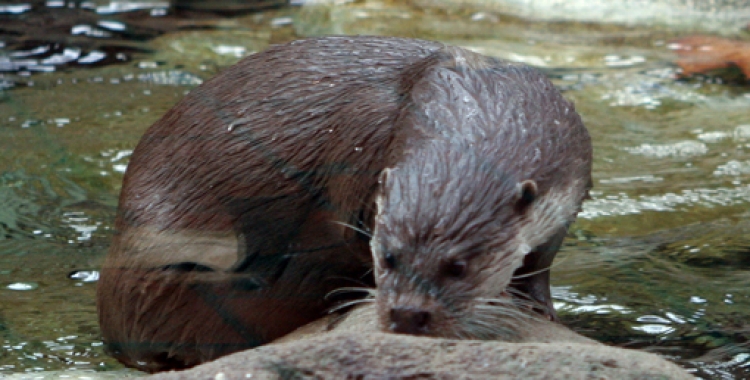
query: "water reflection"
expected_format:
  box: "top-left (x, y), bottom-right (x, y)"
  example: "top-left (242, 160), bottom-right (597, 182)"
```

top-left (68, 270), bottom-right (100, 283)
top-left (0, 0), bottom-right (288, 75)
top-left (556, 218), bottom-right (750, 377)
top-left (6, 282), bottom-right (39, 291)
top-left (0, 240), bottom-right (121, 374)
top-left (582, 186), bottom-right (750, 218)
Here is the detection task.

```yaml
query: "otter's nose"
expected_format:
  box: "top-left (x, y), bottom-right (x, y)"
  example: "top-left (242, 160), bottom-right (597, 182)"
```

top-left (389, 306), bottom-right (431, 335)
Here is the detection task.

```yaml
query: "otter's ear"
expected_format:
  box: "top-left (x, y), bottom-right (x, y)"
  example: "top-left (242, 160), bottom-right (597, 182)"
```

top-left (378, 167), bottom-right (391, 185)
top-left (374, 168), bottom-right (392, 216)
top-left (515, 179), bottom-right (538, 211)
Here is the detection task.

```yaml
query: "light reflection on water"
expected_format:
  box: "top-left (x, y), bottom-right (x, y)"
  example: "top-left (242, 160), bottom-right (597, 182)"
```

top-left (0, 240), bottom-right (120, 374)
top-left (582, 185), bottom-right (750, 218)
top-left (83, 149), bottom-right (133, 176)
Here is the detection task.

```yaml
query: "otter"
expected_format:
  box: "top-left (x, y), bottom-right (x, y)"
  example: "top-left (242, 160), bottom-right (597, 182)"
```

top-left (97, 35), bottom-right (592, 372)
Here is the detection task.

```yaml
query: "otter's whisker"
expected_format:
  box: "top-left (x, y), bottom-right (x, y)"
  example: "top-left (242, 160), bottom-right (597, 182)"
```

top-left (325, 286), bottom-right (377, 300)
top-left (511, 256), bottom-right (569, 280)
top-left (501, 288), bottom-right (530, 301)
top-left (331, 220), bottom-right (372, 238)
top-left (461, 317), bottom-right (513, 340)
top-left (455, 297), bottom-right (539, 340)
top-left (474, 304), bottom-right (529, 321)
top-left (326, 297), bottom-right (375, 314)
top-left (476, 297), bottom-right (538, 322)
top-left (475, 297), bottom-right (513, 305)
top-left (499, 288), bottom-right (555, 316)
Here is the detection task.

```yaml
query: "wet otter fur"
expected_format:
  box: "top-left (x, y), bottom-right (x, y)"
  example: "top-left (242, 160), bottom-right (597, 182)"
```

top-left (97, 35), bottom-right (592, 372)
top-left (370, 51), bottom-right (591, 338)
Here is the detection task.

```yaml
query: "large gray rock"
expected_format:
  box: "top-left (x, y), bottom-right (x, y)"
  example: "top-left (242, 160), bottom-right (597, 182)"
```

top-left (149, 304), bottom-right (694, 379)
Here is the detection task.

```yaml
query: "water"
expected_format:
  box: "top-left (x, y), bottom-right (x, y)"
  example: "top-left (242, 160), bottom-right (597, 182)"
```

top-left (1, 1), bottom-right (749, 378)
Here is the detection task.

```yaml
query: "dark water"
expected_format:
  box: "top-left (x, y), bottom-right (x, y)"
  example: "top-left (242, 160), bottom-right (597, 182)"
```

top-left (1, 1), bottom-right (749, 378)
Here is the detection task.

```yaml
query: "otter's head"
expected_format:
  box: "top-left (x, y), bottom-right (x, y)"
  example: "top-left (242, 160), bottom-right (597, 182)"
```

top-left (369, 51), bottom-right (591, 340)
top-left (370, 138), bottom-right (556, 340)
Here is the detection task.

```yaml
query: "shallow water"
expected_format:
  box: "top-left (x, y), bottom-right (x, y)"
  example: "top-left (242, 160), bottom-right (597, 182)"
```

top-left (1, 1), bottom-right (749, 379)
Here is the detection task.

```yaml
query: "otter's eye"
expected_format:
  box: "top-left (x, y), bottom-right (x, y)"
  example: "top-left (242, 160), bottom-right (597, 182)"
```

top-left (443, 260), bottom-right (467, 278)
top-left (383, 253), bottom-right (396, 269)
top-left (516, 179), bottom-right (538, 211)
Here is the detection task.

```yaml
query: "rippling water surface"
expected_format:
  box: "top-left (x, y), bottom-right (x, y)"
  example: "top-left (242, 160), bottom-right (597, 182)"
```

top-left (1, 1), bottom-right (749, 379)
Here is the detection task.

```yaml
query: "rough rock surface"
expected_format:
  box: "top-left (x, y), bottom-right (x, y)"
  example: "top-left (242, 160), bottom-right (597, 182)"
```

top-left (149, 304), bottom-right (694, 379)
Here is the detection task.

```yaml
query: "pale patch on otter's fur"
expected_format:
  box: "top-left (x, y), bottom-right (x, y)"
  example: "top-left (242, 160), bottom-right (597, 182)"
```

top-left (111, 227), bottom-right (240, 270)
top-left (517, 180), bottom-right (589, 253)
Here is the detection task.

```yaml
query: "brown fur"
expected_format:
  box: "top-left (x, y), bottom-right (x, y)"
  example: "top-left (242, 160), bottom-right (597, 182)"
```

top-left (97, 36), bottom-right (592, 372)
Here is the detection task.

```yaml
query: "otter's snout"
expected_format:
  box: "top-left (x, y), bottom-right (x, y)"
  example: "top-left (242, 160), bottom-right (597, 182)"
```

top-left (389, 306), bottom-right (431, 335)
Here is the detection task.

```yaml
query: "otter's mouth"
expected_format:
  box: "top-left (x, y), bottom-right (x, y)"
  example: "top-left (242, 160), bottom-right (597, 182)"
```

top-left (388, 305), bottom-right (432, 335)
